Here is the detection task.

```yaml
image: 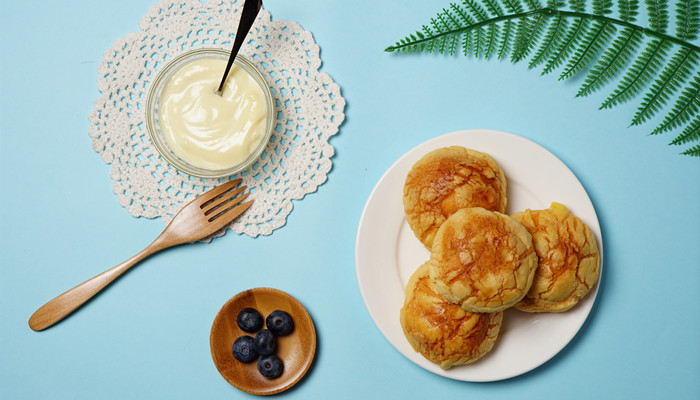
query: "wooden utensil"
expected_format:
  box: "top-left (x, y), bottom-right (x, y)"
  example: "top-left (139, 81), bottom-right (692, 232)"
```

top-left (210, 288), bottom-right (317, 395)
top-left (28, 178), bottom-right (253, 331)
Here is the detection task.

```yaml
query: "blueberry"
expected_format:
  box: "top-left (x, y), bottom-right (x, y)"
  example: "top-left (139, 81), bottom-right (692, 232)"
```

top-left (266, 310), bottom-right (294, 336)
top-left (237, 308), bottom-right (263, 333)
top-left (232, 335), bottom-right (258, 363)
top-left (257, 354), bottom-right (283, 379)
top-left (254, 329), bottom-right (276, 356)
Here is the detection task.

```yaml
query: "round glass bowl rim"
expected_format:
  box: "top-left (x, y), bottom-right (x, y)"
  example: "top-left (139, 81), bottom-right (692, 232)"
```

top-left (145, 48), bottom-right (274, 179)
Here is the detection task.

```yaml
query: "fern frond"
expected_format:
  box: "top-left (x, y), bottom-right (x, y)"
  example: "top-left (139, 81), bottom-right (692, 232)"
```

top-left (483, 0), bottom-right (506, 16)
top-left (503, 0), bottom-right (526, 14)
top-left (498, 20), bottom-right (516, 59)
top-left (576, 28), bottom-right (642, 97)
top-left (631, 46), bottom-right (698, 125)
top-left (463, 0), bottom-right (491, 21)
top-left (472, 26), bottom-right (487, 57)
top-left (542, 17), bottom-right (590, 74)
top-left (618, 0), bottom-right (640, 22)
top-left (512, 10), bottom-right (550, 62)
top-left (560, 20), bottom-right (616, 80)
top-left (651, 75), bottom-right (700, 135)
top-left (646, 0), bottom-right (670, 33)
top-left (484, 23), bottom-right (501, 58)
top-left (384, 1), bottom-right (700, 157)
top-left (530, 15), bottom-right (569, 68)
top-left (593, 0), bottom-right (614, 15)
top-left (600, 39), bottom-right (672, 109)
top-left (442, 8), bottom-right (464, 55)
top-left (419, 25), bottom-right (435, 53)
top-left (434, 11), bottom-right (457, 54)
top-left (680, 143), bottom-right (700, 156)
top-left (547, 0), bottom-right (566, 8)
top-left (569, 0), bottom-right (586, 12)
top-left (577, 28), bottom-right (643, 96)
top-left (670, 115), bottom-right (700, 145)
top-left (675, 0), bottom-right (700, 41)
top-left (525, 0), bottom-right (544, 9)
top-left (460, 1), bottom-right (500, 58)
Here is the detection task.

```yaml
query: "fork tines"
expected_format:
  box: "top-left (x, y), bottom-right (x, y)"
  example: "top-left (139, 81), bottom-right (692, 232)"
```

top-left (202, 180), bottom-right (252, 222)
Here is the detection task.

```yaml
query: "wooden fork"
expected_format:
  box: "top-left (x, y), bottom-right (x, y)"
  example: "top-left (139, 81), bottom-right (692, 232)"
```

top-left (28, 178), bottom-right (253, 331)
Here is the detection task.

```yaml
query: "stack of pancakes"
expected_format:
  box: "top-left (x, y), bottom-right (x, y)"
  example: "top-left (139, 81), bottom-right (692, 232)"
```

top-left (399, 146), bottom-right (600, 369)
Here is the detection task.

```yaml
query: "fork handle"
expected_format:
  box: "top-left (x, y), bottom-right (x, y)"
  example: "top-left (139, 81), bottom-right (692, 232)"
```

top-left (28, 239), bottom-right (169, 331)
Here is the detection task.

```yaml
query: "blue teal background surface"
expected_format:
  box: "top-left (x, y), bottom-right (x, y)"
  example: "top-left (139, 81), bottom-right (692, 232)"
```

top-left (1, 1), bottom-right (699, 399)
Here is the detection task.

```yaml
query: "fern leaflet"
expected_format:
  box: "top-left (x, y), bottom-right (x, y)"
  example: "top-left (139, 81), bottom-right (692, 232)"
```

top-left (559, 20), bottom-right (616, 80)
top-left (529, 15), bottom-right (569, 68)
top-left (577, 28), bottom-right (644, 97)
top-left (670, 115), bottom-right (700, 145)
top-left (681, 143), bottom-right (700, 156)
top-left (542, 17), bottom-right (590, 74)
top-left (600, 39), bottom-right (672, 108)
top-left (631, 46), bottom-right (698, 125)
top-left (652, 75), bottom-right (700, 135)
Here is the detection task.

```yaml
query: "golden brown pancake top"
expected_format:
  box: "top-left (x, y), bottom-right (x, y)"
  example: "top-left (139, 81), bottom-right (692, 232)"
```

top-left (513, 202), bottom-right (600, 312)
top-left (400, 263), bottom-right (503, 369)
top-left (403, 146), bottom-right (507, 248)
top-left (429, 207), bottom-right (538, 313)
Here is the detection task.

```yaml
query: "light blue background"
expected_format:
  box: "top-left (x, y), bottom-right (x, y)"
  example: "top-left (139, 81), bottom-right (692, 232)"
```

top-left (1, 1), bottom-right (699, 399)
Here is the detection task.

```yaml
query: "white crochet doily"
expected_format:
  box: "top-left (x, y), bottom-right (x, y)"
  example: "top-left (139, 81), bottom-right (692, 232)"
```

top-left (88, 0), bottom-right (345, 237)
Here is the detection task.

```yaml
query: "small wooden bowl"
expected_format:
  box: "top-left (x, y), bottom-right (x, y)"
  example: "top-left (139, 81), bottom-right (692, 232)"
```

top-left (210, 288), bottom-right (316, 395)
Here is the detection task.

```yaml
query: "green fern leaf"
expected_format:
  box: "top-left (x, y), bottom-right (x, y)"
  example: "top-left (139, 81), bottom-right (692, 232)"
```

top-left (472, 26), bottom-right (487, 57)
top-left (463, 0), bottom-right (491, 20)
top-left (651, 75), bottom-right (700, 135)
top-left (680, 143), bottom-right (700, 156)
top-left (498, 20), bottom-right (516, 59)
top-left (647, 0), bottom-right (670, 33)
top-left (570, 0), bottom-right (586, 12)
top-left (384, 0), bottom-right (700, 157)
top-left (600, 39), bottom-right (672, 109)
top-left (512, 16), bottom-right (532, 62)
top-left (503, 0), bottom-right (526, 13)
top-left (483, 0), bottom-right (506, 15)
top-left (542, 17), bottom-right (591, 74)
top-left (618, 0), bottom-right (640, 22)
top-left (501, 0), bottom-right (528, 61)
top-left (560, 20), bottom-right (617, 80)
top-left (631, 46), bottom-right (698, 125)
top-left (670, 115), bottom-right (700, 145)
top-left (593, 0), bottom-right (615, 15)
top-left (463, 29), bottom-right (474, 56)
top-left (511, 12), bottom-right (547, 62)
top-left (577, 28), bottom-right (644, 97)
top-left (433, 13), bottom-right (452, 53)
top-left (448, 4), bottom-right (476, 56)
top-left (484, 23), bottom-right (501, 58)
top-left (529, 15), bottom-right (569, 68)
top-left (525, 0), bottom-right (544, 9)
top-left (676, 0), bottom-right (700, 41)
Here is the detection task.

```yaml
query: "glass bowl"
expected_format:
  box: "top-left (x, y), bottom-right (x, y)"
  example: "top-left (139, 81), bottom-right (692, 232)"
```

top-left (146, 48), bottom-right (274, 179)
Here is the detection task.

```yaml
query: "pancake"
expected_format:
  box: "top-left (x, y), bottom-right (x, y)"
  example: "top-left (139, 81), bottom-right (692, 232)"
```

top-left (400, 263), bottom-right (503, 369)
top-left (512, 202), bottom-right (600, 312)
top-left (403, 146), bottom-right (507, 249)
top-left (429, 207), bottom-right (538, 313)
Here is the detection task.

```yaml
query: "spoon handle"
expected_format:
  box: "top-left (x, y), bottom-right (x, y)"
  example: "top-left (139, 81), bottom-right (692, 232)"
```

top-left (28, 240), bottom-right (168, 331)
top-left (216, 0), bottom-right (262, 95)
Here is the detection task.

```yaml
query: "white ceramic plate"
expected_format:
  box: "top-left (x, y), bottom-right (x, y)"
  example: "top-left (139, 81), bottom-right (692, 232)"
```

top-left (355, 129), bottom-right (603, 382)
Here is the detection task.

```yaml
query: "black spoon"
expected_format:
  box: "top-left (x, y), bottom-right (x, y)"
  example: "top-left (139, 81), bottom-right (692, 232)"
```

top-left (215, 0), bottom-right (263, 96)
